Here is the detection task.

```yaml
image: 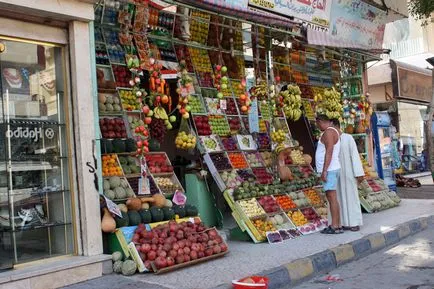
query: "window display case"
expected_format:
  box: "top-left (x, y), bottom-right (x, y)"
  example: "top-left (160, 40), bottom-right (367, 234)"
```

top-left (0, 38), bottom-right (74, 268)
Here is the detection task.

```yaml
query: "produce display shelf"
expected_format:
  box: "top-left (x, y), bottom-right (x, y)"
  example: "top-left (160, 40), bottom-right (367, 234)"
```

top-left (100, 112), bottom-right (124, 116)
top-left (98, 88), bottom-right (117, 93)
top-left (124, 173), bottom-right (142, 178)
top-left (96, 64), bottom-right (111, 68)
top-left (123, 110), bottom-right (141, 114)
top-left (342, 75), bottom-right (362, 80)
top-left (343, 94), bottom-right (362, 99)
top-left (111, 62), bottom-right (127, 66)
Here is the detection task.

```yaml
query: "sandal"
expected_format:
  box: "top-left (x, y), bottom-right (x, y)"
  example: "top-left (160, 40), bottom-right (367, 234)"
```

top-left (321, 226), bottom-right (343, 234)
top-left (343, 226), bottom-right (360, 231)
top-left (350, 226), bottom-right (360, 231)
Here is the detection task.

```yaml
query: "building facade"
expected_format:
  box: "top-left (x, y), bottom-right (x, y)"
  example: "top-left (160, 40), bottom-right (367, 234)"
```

top-left (0, 1), bottom-right (110, 288)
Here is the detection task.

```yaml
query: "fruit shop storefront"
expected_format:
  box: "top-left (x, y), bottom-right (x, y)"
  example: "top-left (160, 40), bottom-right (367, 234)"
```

top-left (368, 60), bottom-right (433, 186)
top-left (92, 0), bottom-right (406, 278)
top-left (0, 0), bottom-right (112, 288)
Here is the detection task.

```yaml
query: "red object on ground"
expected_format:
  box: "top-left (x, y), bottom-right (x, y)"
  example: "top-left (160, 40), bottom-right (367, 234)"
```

top-left (232, 276), bottom-right (269, 289)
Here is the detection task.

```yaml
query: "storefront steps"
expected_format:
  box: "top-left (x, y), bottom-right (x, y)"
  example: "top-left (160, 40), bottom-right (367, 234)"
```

top-left (0, 255), bottom-right (112, 289)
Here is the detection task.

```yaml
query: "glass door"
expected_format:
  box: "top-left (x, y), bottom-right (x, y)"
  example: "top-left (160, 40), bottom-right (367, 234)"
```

top-left (0, 37), bottom-right (74, 267)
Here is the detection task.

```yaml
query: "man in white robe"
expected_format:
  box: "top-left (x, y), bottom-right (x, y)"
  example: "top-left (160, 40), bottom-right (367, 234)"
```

top-left (335, 132), bottom-right (365, 231)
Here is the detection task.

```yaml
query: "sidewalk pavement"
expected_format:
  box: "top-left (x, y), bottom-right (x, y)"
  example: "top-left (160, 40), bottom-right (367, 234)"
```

top-left (63, 199), bottom-right (434, 289)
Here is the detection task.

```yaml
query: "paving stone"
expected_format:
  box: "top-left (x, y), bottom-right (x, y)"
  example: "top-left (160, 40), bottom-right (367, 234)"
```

top-left (384, 230), bottom-right (400, 245)
top-left (285, 258), bottom-right (314, 283)
top-left (367, 232), bottom-right (386, 251)
top-left (330, 244), bottom-right (355, 265)
top-left (351, 238), bottom-right (371, 258)
top-left (310, 250), bottom-right (336, 274)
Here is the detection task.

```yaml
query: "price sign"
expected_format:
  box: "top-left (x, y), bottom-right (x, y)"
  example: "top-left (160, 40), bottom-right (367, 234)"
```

top-left (248, 99), bottom-right (259, 133)
top-left (138, 177), bottom-right (151, 195)
top-left (219, 99), bottom-right (227, 110)
top-left (104, 196), bottom-right (122, 218)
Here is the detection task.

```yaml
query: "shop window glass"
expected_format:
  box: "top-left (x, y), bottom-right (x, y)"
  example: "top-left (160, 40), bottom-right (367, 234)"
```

top-left (0, 38), bottom-right (74, 266)
top-left (397, 102), bottom-right (428, 172)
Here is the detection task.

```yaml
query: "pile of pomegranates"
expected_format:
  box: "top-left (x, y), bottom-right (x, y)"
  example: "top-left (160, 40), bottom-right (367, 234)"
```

top-left (133, 219), bottom-right (228, 271)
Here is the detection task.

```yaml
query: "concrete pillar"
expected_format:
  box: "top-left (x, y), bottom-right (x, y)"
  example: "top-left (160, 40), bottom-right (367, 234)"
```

top-left (69, 20), bottom-right (103, 256)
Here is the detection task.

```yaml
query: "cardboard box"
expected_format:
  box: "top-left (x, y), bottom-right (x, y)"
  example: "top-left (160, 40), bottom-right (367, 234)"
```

top-left (14, 101), bottom-right (40, 117)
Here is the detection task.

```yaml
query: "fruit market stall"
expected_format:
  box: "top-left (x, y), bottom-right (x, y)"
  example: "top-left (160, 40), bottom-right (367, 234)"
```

top-left (358, 157), bottom-right (401, 213)
top-left (93, 0), bottom-right (382, 254)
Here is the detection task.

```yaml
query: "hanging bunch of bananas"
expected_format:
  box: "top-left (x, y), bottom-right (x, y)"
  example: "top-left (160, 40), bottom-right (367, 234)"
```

top-left (315, 87), bottom-right (343, 120)
top-left (250, 80), bottom-right (269, 101)
top-left (279, 84), bottom-right (303, 121)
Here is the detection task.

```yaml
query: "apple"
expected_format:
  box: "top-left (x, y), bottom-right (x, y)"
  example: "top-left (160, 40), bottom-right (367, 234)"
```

top-left (142, 106), bottom-right (150, 115)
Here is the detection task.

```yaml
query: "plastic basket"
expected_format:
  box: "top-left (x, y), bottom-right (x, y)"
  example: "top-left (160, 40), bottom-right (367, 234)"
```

top-left (232, 276), bottom-right (269, 289)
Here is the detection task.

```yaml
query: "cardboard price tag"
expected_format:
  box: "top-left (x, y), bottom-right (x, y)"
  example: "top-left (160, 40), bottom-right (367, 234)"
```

top-left (219, 99), bottom-right (227, 110)
top-left (138, 177), bottom-right (151, 195)
top-left (104, 196), bottom-right (122, 218)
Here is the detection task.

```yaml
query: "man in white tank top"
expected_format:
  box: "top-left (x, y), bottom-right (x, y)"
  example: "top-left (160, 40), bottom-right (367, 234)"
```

top-left (315, 114), bottom-right (343, 234)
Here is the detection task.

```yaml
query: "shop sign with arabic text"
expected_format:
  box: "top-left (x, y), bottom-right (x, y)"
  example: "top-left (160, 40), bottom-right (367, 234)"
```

top-left (248, 0), bottom-right (332, 27)
top-left (329, 0), bottom-right (387, 49)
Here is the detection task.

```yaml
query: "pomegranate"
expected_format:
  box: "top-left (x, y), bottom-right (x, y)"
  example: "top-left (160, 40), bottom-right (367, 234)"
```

top-left (166, 256), bottom-right (175, 267)
top-left (205, 248), bottom-right (213, 257)
top-left (213, 245), bottom-right (222, 254)
top-left (147, 250), bottom-right (157, 261)
top-left (177, 248), bottom-right (184, 256)
top-left (208, 229), bottom-right (218, 240)
top-left (163, 244), bottom-right (172, 252)
top-left (175, 254), bottom-right (185, 264)
top-left (141, 243), bottom-right (151, 253)
top-left (190, 251), bottom-right (198, 260)
top-left (172, 243), bottom-right (180, 251)
top-left (183, 247), bottom-right (191, 255)
top-left (169, 250), bottom-right (177, 258)
top-left (155, 256), bottom-right (167, 269)
top-left (220, 243), bottom-right (228, 252)
top-left (184, 255), bottom-right (191, 262)
top-left (178, 240), bottom-right (186, 249)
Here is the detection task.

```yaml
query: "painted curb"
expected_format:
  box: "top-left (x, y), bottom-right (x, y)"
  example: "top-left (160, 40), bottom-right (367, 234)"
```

top-left (212, 215), bottom-right (434, 289)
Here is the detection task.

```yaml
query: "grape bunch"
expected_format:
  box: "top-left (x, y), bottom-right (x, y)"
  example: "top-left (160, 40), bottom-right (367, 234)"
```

top-left (150, 118), bottom-right (167, 144)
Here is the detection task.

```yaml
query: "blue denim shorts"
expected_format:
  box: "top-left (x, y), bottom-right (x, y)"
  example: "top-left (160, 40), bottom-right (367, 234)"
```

top-left (323, 169), bottom-right (340, 191)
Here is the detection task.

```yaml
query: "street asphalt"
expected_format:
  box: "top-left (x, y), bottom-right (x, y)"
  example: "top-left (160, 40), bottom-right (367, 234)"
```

top-left (292, 225), bottom-right (434, 289)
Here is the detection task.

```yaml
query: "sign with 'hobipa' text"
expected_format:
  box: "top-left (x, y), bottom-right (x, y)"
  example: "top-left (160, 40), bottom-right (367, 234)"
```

top-left (6, 127), bottom-right (55, 142)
